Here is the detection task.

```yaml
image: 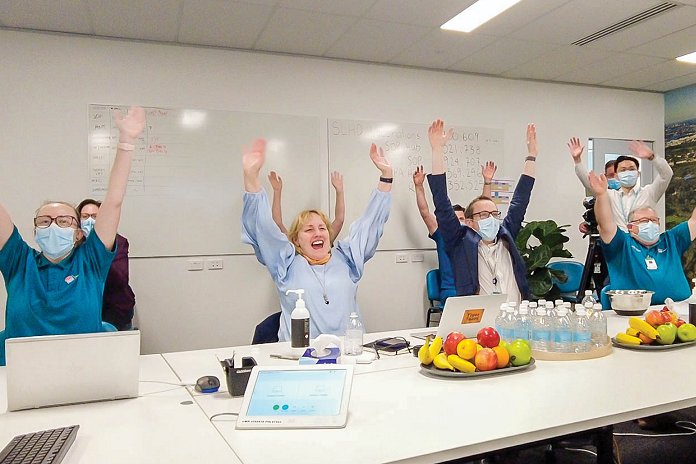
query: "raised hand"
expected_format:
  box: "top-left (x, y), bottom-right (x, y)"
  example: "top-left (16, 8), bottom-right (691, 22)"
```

top-left (588, 171), bottom-right (608, 196)
top-left (526, 123), bottom-right (538, 157)
top-left (268, 171), bottom-right (283, 191)
top-left (628, 140), bottom-right (654, 159)
top-left (413, 165), bottom-right (426, 187)
top-left (330, 171), bottom-right (344, 193)
top-left (567, 137), bottom-right (584, 163)
top-left (369, 143), bottom-right (392, 177)
top-left (481, 161), bottom-right (497, 182)
top-left (114, 106), bottom-right (146, 143)
top-left (428, 119), bottom-right (453, 151)
top-left (243, 138), bottom-right (267, 179)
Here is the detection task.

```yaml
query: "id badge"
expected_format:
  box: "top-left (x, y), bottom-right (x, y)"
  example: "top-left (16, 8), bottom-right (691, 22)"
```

top-left (645, 257), bottom-right (657, 270)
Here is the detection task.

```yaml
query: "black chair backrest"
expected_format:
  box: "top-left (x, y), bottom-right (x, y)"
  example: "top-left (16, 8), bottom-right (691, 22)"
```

top-left (252, 312), bottom-right (281, 344)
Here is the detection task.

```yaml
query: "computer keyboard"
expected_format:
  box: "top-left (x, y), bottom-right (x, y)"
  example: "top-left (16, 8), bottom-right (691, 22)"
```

top-left (0, 425), bottom-right (79, 464)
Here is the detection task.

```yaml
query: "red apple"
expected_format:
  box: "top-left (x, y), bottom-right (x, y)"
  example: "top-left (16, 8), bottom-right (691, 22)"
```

top-left (476, 327), bottom-right (500, 348)
top-left (443, 332), bottom-right (466, 356)
top-left (676, 319), bottom-right (686, 328)
top-left (474, 348), bottom-right (498, 371)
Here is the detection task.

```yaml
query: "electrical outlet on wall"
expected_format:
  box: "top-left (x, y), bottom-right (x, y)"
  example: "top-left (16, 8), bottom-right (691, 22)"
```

top-left (395, 254), bottom-right (408, 263)
top-left (206, 258), bottom-right (224, 270)
top-left (187, 259), bottom-right (204, 271)
top-left (411, 253), bottom-right (424, 262)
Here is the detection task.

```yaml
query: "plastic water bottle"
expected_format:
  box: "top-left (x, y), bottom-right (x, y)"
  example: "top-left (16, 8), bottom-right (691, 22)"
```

top-left (545, 301), bottom-right (556, 318)
top-left (532, 306), bottom-right (551, 352)
top-left (528, 301), bottom-right (538, 316)
top-left (344, 312), bottom-right (364, 356)
top-left (495, 304), bottom-right (508, 340)
top-left (553, 306), bottom-right (573, 353)
top-left (503, 304), bottom-right (517, 343)
top-left (581, 290), bottom-right (596, 309)
top-left (573, 304), bottom-right (591, 353)
top-left (589, 303), bottom-right (607, 349)
top-left (515, 305), bottom-right (532, 341)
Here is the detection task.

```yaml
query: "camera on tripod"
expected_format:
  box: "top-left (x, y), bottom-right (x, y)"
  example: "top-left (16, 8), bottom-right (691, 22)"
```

top-left (582, 197), bottom-right (598, 235)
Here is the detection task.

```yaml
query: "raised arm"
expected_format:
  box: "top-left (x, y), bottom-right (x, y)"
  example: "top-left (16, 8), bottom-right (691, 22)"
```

top-left (243, 139), bottom-right (266, 192)
top-left (589, 171), bottom-right (617, 244)
top-left (688, 207), bottom-right (696, 242)
top-left (522, 123), bottom-right (537, 178)
top-left (94, 106), bottom-right (145, 251)
top-left (429, 119), bottom-right (453, 175)
top-left (569, 137), bottom-right (592, 190)
top-left (267, 171), bottom-right (287, 234)
top-left (372, 144), bottom-right (393, 192)
top-left (629, 140), bottom-right (673, 202)
top-left (330, 171), bottom-right (345, 238)
top-left (413, 165), bottom-right (437, 235)
top-left (481, 161), bottom-right (496, 197)
top-left (0, 203), bottom-right (13, 250)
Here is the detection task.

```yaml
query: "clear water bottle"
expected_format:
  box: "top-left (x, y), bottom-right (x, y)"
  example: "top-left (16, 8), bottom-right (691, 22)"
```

top-left (589, 303), bottom-right (607, 349)
top-left (573, 304), bottom-right (591, 353)
top-left (515, 305), bottom-right (532, 341)
top-left (553, 306), bottom-right (573, 353)
top-left (503, 304), bottom-right (517, 343)
top-left (545, 301), bottom-right (556, 318)
top-left (344, 312), bottom-right (364, 356)
top-left (528, 301), bottom-right (538, 316)
top-left (495, 304), bottom-right (508, 340)
top-left (581, 290), bottom-right (596, 309)
top-left (532, 306), bottom-right (551, 352)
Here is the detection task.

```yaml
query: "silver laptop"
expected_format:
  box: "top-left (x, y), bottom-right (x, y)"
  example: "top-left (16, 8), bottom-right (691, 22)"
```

top-left (5, 331), bottom-right (140, 411)
top-left (412, 294), bottom-right (508, 340)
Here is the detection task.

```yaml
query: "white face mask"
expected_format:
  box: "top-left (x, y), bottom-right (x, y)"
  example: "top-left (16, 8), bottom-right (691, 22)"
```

top-left (476, 216), bottom-right (502, 241)
top-left (35, 223), bottom-right (76, 259)
top-left (618, 171), bottom-right (638, 188)
top-left (81, 217), bottom-right (96, 237)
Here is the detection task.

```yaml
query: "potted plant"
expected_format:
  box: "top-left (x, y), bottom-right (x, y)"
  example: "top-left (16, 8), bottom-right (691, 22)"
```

top-left (514, 220), bottom-right (573, 300)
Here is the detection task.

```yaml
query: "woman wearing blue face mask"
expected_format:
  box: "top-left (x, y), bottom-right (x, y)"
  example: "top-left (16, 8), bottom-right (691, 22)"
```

top-left (589, 171), bottom-right (696, 304)
top-left (0, 106), bottom-right (145, 366)
top-left (78, 199), bottom-right (136, 331)
top-left (427, 120), bottom-right (539, 302)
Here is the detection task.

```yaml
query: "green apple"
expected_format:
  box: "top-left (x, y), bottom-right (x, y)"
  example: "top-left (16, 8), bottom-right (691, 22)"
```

top-left (677, 323), bottom-right (696, 342)
top-left (508, 339), bottom-right (532, 366)
top-left (656, 323), bottom-right (677, 345)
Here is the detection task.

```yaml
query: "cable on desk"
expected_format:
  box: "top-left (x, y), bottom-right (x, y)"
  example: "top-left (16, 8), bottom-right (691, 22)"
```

top-left (613, 420), bottom-right (696, 438)
top-left (209, 412), bottom-right (239, 422)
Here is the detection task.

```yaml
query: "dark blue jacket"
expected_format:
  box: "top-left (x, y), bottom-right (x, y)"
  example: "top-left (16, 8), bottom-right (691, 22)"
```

top-left (427, 173), bottom-right (534, 299)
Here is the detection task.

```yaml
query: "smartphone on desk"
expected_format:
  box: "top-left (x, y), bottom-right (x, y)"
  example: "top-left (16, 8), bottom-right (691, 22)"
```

top-left (363, 337), bottom-right (411, 356)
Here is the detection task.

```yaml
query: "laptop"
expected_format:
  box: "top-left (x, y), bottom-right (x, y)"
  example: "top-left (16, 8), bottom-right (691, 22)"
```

top-left (411, 294), bottom-right (508, 340)
top-left (5, 331), bottom-right (140, 411)
top-left (236, 364), bottom-right (354, 430)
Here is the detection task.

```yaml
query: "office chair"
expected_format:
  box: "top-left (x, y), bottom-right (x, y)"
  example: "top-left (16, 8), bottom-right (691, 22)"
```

top-left (426, 269), bottom-right (444, 327)
top-left (252, 312), bottom-right (281, 344)
top-left (548, 260), bottom-right (584, 303)
top-left (101, 322), bottom-right (118, 332)
top-left (600, 285), bottom-right (611, 310)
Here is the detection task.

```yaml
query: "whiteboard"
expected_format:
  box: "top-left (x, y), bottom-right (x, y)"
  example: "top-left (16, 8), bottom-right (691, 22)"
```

top-left (88, 105), bottom-right (321, 257)
top-left (328, 119), bottom-right (504, 250)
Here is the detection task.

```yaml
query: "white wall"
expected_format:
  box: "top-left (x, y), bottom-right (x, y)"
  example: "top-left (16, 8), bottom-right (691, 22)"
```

top-left (0, 30), bottom-right (664, 354)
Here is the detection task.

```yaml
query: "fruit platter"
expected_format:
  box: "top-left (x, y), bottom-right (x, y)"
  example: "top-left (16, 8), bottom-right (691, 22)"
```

top-left (418, 327), bottom-right (534, 378)
top-left (613, 306), bottom-right (696, 350)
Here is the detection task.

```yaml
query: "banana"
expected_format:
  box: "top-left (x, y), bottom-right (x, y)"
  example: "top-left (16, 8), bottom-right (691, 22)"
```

top-left (616, 333), bottom-right (641, 345)
top-left (418, 336), bottom-right (434, 365)
top-left (429, 335), bottom-right (443, 359)
top-left (626, 327), bottom-right (640, 337)
top-left (629, 317), bottom-right (658, 340)
top-left (433, 352), bottom-right (454, 371)
top-left (447, 354), bottom-right (476, 373)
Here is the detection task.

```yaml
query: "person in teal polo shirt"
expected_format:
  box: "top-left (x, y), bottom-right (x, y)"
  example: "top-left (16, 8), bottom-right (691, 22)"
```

top-left (588, 170), bottom-right (696, 304)
top-left (0, 106), bottom-right (146, 365)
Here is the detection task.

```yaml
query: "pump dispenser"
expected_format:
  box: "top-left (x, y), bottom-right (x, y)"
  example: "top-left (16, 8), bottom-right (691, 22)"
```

top-left (286, 289), bottom-right (310, 354)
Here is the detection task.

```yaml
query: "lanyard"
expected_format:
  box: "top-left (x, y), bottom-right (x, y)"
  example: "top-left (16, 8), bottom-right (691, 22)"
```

top-left (479, 241), bottom-right (501, 291)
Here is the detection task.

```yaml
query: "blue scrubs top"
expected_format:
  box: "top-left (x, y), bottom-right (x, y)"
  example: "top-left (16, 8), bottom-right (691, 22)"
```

top-left (430, 230), bottom-right (456, 301)
top-left (0, 227), bottom-right (115, 365)
top-left (602, 222), bottom-right (693, 304)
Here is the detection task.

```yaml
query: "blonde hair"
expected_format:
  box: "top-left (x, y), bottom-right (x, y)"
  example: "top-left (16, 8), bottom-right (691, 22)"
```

top-left (287, 209), bottom-right (334, 252)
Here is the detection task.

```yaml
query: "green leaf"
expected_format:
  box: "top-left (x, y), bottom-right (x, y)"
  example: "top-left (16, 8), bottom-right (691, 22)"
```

top-left (515, 225), bottom-right (533, 252)
top-left (526, 244), bottom-right (552, 270)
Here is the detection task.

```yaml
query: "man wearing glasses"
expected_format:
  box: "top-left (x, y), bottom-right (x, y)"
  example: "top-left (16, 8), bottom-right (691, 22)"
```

top-left (588, 171), bottom-right (696, 304)
top-left (427, 119), bottom-right (538, 302)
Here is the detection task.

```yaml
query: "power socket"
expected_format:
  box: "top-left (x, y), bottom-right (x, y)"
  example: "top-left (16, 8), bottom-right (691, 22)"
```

top-left (206, 258), bottom-right (223, 270)
top-left (410, 253), bottom-right (424, 262)
top-left (187, 259), bottom-right (204, 271)
top-left (395, 254), bottom-right (408, 264)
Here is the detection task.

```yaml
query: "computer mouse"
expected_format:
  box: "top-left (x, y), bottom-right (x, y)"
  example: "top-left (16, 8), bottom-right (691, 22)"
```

top-left (195, 375), bottom-right (220, 393)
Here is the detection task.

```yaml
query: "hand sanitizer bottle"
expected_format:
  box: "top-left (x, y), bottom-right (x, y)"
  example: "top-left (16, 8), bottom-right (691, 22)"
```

top-left (286, 289), bottom-right (310, 355)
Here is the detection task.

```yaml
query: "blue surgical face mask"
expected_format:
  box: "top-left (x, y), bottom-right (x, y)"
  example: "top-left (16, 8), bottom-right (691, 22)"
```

top-left (635, 221), bottom-right (660, 244)
top-left (617, 170), bottom-right (638, 188)
top-left (476, 216), bottom-right (501, 241)
top-left (35, 223), bottom-right (76, 260)
top-left (607, 178), bottom-right (621, 190)
top-left (81, 217), bottom-right (95, 237)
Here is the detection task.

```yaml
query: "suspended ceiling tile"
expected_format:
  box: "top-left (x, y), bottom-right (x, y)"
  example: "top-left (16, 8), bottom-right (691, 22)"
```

top-left (0, 0), bottom-right (93, 34)
top-left (278, 0), bottom-right (375, 16)
top-left (88, 0), bottom-right (182, 42)
top-left (502, 46), bottom-right (612, 80)
top-left (449, 37), bottom-right (559, 75)
top-left (389, 29), bottom-right (496, 69)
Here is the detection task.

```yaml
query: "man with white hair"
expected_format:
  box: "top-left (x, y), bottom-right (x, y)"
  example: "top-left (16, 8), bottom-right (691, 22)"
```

top-left (588, 171), bottom-right (696, 304)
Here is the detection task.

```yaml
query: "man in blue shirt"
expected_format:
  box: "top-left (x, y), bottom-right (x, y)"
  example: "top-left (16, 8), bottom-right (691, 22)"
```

top-left (588, 171), bottom-right (696, 304)
top-left (427, 120), bottom-right (538, 302)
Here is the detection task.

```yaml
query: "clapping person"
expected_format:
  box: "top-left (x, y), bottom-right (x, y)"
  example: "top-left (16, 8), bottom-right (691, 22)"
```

top-left (242, 139), bottom-right (392, 341)
top-left (427, 120), bottom-right (538, 302)
top-left (0, 106), bottom-right (145, 365)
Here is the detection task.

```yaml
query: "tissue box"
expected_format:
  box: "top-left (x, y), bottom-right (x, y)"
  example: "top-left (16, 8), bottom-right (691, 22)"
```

top-left (299, 346), bottom-right (340, 364)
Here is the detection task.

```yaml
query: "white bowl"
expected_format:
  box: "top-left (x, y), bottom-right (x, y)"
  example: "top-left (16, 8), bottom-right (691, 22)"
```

top-left (606, 289), bottom-right (654, 316)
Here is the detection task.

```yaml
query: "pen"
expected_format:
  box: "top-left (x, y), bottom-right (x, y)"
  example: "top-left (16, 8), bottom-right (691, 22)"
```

top-left (270, 353), bottom-right (300, 360)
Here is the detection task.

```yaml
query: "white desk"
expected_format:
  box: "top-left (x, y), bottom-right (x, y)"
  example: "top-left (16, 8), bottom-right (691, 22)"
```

top-left (0, 354), bottom-right (241, 463)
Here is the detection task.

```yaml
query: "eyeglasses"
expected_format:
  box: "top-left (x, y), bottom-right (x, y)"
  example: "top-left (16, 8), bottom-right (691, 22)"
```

top-left (80, 213), bottom-right (98, 220)
top-left (365, 337), bottom-right (411, 360)
top-left (471, 211), bottom-right (502, 220)
top-left (34, 215), bottom-right (78, 229)
top-left (629, 217), bottom-right (659, 225)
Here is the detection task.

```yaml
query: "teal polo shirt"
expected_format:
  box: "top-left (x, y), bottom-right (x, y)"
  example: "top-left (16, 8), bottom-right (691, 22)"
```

top-left (602, 222), bottom-right (693, 304)
top-left (0, 227), bottom-right (115, 365)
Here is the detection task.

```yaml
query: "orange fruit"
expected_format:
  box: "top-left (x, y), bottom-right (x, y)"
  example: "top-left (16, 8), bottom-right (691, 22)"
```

top-left (456, 339), bottom-right (478, 360)
top-left (492, 346), bottom-right (510, 368)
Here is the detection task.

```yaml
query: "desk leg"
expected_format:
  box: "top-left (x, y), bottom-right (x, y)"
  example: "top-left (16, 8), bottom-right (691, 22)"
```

top-left (595, 425), bottom-right (614, 464)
